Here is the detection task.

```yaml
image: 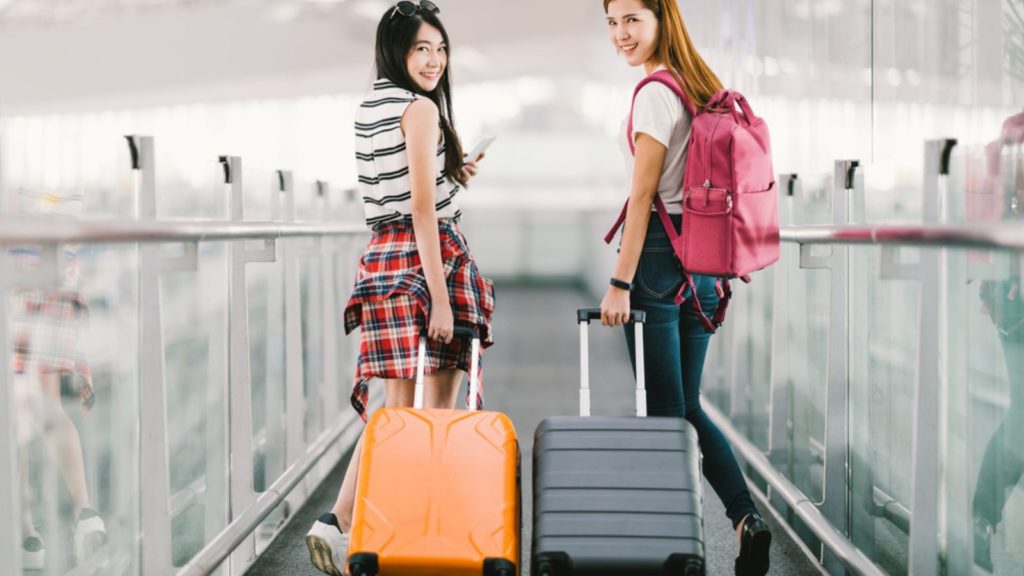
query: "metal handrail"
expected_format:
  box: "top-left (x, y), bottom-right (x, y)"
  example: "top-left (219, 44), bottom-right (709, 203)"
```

top-left (177, 408), bottom-right (369, 576)
top-left (0, 217), bottom-right (1020, 251)
top-left (0, 218), bottom-right (366, 245)
top-left (704, 403), bottom-right (886, 576)
top-left (781, 220), bottom-right (1024, 250)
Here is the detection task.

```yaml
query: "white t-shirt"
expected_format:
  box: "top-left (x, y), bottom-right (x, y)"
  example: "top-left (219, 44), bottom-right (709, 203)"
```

top-left (619, 68), bottom-right (692, 215)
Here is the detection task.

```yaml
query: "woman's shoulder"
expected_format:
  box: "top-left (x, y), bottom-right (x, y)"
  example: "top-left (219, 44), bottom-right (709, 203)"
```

top-left (359, 80), bottom-right (421, 109)
top-left (635, 81), bottom-right (686, 118)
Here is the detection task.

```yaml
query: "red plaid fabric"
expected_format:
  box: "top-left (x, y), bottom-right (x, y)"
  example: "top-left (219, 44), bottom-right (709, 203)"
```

top-left (9, 246), bottom-right (95, 412)
top-left (344, 218), bottom-right (495, 420)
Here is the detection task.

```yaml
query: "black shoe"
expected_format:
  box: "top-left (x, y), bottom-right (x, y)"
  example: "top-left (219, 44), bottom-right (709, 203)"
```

top-left (22, 535), bottom-right (45, 571)
top-left (974, 517), bottom-right (993, 572)
top-left (735, 513), bottom-right (772, 576)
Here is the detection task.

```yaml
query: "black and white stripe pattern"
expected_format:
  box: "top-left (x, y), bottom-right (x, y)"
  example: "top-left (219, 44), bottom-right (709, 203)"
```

top-left (354, 79), bottom-right (461, 228)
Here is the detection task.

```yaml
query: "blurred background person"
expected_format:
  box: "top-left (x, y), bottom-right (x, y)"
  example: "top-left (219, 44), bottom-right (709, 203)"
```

top-left (10, 190), bottom-right (106, 571)
top-left (972, 113), bottom-right (1024, 573)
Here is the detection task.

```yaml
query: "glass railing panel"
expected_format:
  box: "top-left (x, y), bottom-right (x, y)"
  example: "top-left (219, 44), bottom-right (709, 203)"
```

top-left (846, 244), bottom-right (919, 575)
top-left (10, 242), bottom-right (142, 576)
top-left (159, 161), bottom-right (230, 567)
top-left (240, 167), bottom-right (288, 554)
top-left (300, 255), bottom-right (325, 443)
top-left (723, 267), bottom-right (775, 450)
top-left (291, 178), bottom-right (324, 444)
top-left (946, 242), bottom-right (1024, 575)
top-left (161, 240), bottom-right (230, 568)
top-left (783, 255), bottom-right (829, 503)
top-left (702, 269), bottom-right (774, 451)
top-left (784, 177), bottom-right (835, 504)
top-left (4, 132), bottom-right (141, 576)
top-left (331, 238), bottom-right (360, 414)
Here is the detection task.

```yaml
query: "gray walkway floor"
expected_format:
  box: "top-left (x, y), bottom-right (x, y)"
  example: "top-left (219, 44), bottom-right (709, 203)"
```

top-left (247, 283), bottom-right (822, 575)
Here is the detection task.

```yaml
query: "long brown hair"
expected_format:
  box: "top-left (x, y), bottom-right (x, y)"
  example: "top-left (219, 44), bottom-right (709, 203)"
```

top-left (604, 0), bottom-right (723, 111)
top-left (374, 8), bottom-right (467, 187)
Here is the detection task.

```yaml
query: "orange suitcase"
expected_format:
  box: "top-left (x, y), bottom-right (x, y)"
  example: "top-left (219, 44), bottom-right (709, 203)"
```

top-left (347, 327), bottom-right (520, 576)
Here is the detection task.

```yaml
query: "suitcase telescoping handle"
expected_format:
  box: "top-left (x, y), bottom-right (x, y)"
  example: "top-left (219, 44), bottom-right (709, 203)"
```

top-left (576, 308), bottom-right (646, 418)
top-left (414, 325), bottom-right (481, 411)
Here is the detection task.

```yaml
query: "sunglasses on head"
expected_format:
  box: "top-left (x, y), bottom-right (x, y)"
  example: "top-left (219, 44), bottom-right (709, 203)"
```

top-left (391, 0), bottom-right (440, 19)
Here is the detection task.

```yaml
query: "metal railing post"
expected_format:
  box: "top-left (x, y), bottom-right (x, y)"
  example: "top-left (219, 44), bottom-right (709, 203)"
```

top-left (768, 174), bottom-right (798, 515)
top-left (799, 159), bottom-right (858, 573)
top-left (282, 175), bottom-right (311, 508)
top-left (132, 135), bottom-right (174, 576)
top-left (942, 144), bottom-right (973, 575)
top-left (305, 182), bottom-right (326, 438)
top-left (847, 163), bottom-right (875, 562)
top-left (203, 158), bottom-right (231, 573)
top-left (263, 172), bottom-right (289, 490)
top-left (907, 139), bottom-right (957, 575)
top-left (225, 156), bottom-right (276, 575)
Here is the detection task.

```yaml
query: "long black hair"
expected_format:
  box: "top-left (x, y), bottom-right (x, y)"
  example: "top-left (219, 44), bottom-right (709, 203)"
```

top-left (374, 7), bottom-right (467, 188)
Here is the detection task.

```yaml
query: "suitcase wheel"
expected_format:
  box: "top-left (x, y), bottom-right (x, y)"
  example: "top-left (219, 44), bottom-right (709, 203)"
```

top-left (532, 552), bottom-right (570, 576)
top-left (666, 553), bottom-right (705, 576)
top-left (535, 560), bottom-right (555, 576)
top-left (483, 557), bottom-right (516, 576)
top-left (347, 552), bottom-right (379, 576)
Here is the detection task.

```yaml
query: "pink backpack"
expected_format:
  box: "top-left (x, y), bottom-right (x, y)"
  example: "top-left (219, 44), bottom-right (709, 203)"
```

top-left (969, 112), bottom-right (1024, 223)
top-left (605, 70), bottom-right (780, 332)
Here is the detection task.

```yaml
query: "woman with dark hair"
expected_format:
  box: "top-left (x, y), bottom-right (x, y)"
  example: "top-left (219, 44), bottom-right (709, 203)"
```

top-left (305, 2), bottom-right (494, 574)
top-left (600, 1), bottom-right (771, 574)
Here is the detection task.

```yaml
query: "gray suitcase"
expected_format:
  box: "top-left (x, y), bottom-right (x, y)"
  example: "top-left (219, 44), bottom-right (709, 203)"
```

top-left (531, 309), bottom-right (704, 576)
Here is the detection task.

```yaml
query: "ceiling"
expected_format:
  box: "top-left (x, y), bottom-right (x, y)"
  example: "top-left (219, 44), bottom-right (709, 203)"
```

top-left (0, 0), bottom-right (221, 25)
top-left (0, 0), bottom-right (625, 115)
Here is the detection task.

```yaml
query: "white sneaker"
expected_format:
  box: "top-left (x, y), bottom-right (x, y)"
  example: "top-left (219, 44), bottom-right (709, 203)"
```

top-left (305, 513), bottom-right (348, 576)
top-left (22, 535), bottom-right (45, 571)
top-left (73, 508), bottom-right (107, 565)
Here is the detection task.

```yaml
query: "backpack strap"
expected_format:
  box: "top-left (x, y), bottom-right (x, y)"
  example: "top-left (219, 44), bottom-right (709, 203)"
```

top-left (675, 273), bottom-right (731, 334)
top-left (601, 71), bottom-right (733, 334)
top-left (711, 278), bottom-right (733, 328)
top-left (604, 70), bottom-right (696, 244)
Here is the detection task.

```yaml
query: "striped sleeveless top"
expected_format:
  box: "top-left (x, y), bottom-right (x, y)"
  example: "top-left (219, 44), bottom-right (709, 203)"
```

top-left (354, 78), bottom-right (461, 228)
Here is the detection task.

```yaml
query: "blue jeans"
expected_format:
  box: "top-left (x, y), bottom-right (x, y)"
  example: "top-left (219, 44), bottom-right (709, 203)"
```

top-left (973, 335), bottom-right (1024, 528)
top-left (623, 214), bottom-right (758, 529)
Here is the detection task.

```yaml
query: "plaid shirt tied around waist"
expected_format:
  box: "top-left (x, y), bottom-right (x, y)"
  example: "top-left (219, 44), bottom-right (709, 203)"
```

top-left (344, 218), bottom-right (495, 420)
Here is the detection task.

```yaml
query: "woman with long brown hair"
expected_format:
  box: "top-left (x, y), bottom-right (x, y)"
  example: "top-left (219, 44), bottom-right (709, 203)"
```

top-left (304, 2), bottom-right (495, 574)
top-left (600, 1), bottom-right (772, 574)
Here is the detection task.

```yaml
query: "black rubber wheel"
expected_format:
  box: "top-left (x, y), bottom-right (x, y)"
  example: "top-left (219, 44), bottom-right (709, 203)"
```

top-left (347, 552), bottom-right (379, 576)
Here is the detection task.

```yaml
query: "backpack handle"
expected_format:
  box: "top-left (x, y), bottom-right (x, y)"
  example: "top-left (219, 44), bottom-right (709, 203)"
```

top-left (1002, 112), bottom-right (1024, 143)
top-left (710, 90), bottom-right (757, 126)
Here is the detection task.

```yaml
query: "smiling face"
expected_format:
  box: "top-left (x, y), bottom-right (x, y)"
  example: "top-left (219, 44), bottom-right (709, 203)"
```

top-left (406, 22), bottom-right (447, 92)
top-left (606, 0), bottom-right (660, 70)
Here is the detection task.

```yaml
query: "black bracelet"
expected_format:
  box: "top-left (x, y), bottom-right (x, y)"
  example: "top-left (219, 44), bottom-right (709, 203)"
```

top-left (609, 277), bottom-right (633, 291)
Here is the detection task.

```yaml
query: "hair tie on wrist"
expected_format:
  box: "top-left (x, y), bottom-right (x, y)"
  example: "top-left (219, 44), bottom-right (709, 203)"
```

top-left (610, 277), bottom-right (634, 291)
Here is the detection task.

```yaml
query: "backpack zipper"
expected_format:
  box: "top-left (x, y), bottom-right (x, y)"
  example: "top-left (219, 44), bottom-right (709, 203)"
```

top-left (700, 115), bottom-right (724, 207)
top-left (704, 115), bottom-right (724, 191)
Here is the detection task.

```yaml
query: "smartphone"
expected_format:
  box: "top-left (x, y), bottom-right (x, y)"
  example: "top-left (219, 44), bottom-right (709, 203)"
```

top-left (466, 135), bottom-right (497, 163)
